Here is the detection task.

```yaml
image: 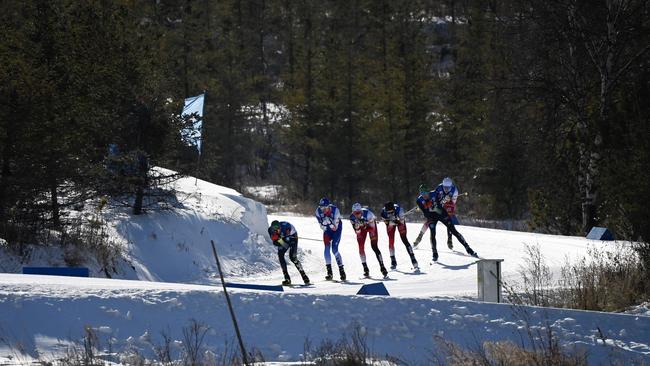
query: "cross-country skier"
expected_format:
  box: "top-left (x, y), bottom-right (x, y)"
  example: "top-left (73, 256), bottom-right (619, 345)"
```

top-left (380, 202), bottom-right (419, 270)
top-left (350, 202), bottom-right (388, 278)
top-left (433, 177), bottom-right (459, 249)
top-left (268, 220), bottom-right (310, 286)
top-left (415, 184), bottom-right (477, 262)
top-left (315, 198), bottom-right (346, 281)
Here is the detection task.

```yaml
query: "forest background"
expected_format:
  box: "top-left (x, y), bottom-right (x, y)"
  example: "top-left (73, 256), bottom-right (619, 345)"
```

top-left (1, 0), bottom-right (648, 245)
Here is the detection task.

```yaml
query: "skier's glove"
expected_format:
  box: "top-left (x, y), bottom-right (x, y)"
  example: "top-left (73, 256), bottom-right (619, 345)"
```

top-left (277, 238), bottom-right (289, 249)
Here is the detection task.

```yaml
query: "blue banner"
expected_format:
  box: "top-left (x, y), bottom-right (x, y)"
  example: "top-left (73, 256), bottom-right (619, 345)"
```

top-left (181, 93), bottom-right (205, 153)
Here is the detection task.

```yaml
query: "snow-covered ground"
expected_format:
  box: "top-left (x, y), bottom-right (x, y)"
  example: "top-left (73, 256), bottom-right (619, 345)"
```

top-left (1, 172), bottom-right (649, 364)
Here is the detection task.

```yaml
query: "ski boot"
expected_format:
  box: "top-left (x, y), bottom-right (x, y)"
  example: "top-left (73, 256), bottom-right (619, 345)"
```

top-left (281, 271), bottom-right (291, 286)
top-left (432, 250), bottom-right (439, 262)
top-left (380, 265), bottom-right (388, 278)
top-left (412, 259), bottom-right (420, 271)
top-left (362, 263), bottom-right (370, 278)
top-left (325, 264), bottom-right (333, 281)
top-left (390, 256), bottom-right (397, 270)
top-left (447, 237), bottom-right (453, 250)
top-left (338, 265), bottom-right (346, 281)
top-left (300, 270), bottom-right (311, 285)
top-left (466, 247), bottom-right (478, 258)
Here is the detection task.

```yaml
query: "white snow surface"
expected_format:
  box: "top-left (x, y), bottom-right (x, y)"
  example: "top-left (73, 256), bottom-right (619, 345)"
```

top-left (1, 171), bottom-right (649, 364)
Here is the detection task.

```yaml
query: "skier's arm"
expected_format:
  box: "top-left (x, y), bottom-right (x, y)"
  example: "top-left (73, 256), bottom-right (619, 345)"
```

top-left (329, 208), bottom-right (341, 231)
top-left (445, 189), bottom-right (458, 215)
top-left (367, 211), bottom-right (377, 228)
top-left (350, 215), bottom-right (360, 231)
top-left (397, 206), bottom-right (405, 223)
top-left (417, 197), bottom-right (436, 219)
top-left (316, 208), bottom-right (333, 231)
top-left (280, 224), bottom-right (298, 245)
top-left (416, 197), bottom-right (426, 212)
top-left (268, 227), bottom-right (283, 247)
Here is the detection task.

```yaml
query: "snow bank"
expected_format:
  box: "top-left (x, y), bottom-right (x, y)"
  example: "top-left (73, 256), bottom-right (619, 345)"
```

top-left (0, 167), bottom-right (279, 284)
top-left (0, 274), bottom-right (648, 365)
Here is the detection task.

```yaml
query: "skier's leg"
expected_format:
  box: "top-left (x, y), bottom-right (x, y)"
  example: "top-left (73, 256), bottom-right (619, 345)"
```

top-left (387, 224), bottom-right (396, 257)
top-left (387, 224), bottom-right (397, 268)
top-left (428, 219), bottom-right (439, 261)
top-left (370, 238), bottom-right (384, 264)
top-left (444, 220), bottom-right (475, 255)
top-left (330, 228), bottom-right (344, 267)
top-left (278, 247), bottom-right (290, 283)
top-left (369, 226), bottom-right (387, 276)
top-left (288, 242), bottom-right (304, 272)
top-left (323, 247), bottom-right (332, 266)
top-left (288, 242), bottom-right (310, 284)
top-left (413, 221), bottom-right (429, 247)
top-left (399, 222), bottom-right (418, 266)
top-left (357, 230), bottom-right (367, 264)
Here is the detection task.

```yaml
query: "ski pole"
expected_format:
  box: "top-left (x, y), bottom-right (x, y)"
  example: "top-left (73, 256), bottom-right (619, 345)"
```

top-left (298, 236), bottom-right (322, 242)
top-left (210, 240), bottom-right (250, 365)
top-left (404, 206), bottom-right (419, 215)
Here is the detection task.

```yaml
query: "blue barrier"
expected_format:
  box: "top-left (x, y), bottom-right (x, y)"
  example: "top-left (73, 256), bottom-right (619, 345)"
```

top-left (356, 282), bottom-right (390, 296)
top-left (225, 282), bottom-right (284, 292)
top-left (23, 267), bottom-right (89, 277)
top-left (586, 227), bottom-right (614, 241)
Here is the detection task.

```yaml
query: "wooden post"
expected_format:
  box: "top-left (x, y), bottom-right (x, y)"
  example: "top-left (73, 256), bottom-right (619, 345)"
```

top-left (210, 240), bottom-right (249, 365)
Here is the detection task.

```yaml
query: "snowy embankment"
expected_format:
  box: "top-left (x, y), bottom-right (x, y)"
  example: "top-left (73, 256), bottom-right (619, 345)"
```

top-left (0, 167), bottom-right (279, 282)
top-left (1, 172), bottom-right (649, 364)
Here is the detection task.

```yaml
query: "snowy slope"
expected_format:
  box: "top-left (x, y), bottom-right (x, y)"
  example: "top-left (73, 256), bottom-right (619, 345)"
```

top-left (0, 167), bottom-right (279, 282)
top-left (1, 173), bottom-right (649, 364)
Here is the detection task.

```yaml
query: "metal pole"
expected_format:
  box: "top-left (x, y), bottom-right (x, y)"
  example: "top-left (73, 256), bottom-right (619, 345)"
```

top-left (210, 240), bottom-right (249, 365)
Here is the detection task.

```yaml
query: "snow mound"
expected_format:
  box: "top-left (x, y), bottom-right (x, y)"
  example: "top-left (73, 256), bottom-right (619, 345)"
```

top-left (1, 167), bottom-right (279, 284)
top-left (106, 167), bottom-right (278, 283)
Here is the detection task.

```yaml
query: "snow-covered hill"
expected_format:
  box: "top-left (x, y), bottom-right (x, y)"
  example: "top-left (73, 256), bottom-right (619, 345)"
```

top-left (1, 172), bottom-right (649, 364)
top-left (0, 168), bottom-right (279, 282)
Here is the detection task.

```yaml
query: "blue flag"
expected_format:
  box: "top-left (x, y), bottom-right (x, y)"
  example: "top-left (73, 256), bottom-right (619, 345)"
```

top-left (181, 93), bottom-right (205, 153)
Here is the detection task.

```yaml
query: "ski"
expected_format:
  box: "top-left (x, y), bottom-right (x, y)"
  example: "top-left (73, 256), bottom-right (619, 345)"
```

top-left (452, 250), bottom-right (480, 259)
top-left (283, 283), bottom-right (314, 288)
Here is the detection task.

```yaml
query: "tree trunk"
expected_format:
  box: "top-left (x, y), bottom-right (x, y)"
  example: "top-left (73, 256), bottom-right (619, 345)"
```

top-left (302, 9), bottom-right (314, 199)
top-left (49, 176), bottom-right (61, 230)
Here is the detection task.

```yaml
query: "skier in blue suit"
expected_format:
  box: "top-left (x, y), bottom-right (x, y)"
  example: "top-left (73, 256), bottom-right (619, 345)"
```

top-left (416, 184), bottom-right (477, 262)
top-left (315, 198), bottom-right (346, 281)
top-left (433, 177), bottom-right (460, 248)
top-left (268, 220), bottom-right (310, 285)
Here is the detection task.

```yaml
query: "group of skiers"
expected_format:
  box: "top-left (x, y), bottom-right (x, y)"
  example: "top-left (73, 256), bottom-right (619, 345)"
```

top-left (267, 177), bottom-right (478, 285)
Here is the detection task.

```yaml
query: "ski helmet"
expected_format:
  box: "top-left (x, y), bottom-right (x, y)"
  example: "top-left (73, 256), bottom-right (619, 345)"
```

top-left (271, 220), bottom-right (280, 230)
top-left (352, 202), bottom-right (362, 212)
top-left (418, 184), bottom-right (430, 195)
top-left (318, 197), bottom-right (330, 207)
top-left (442, 177), bottom-right (453, 188)
top-left (384, 202), bottom-right (395, 212)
